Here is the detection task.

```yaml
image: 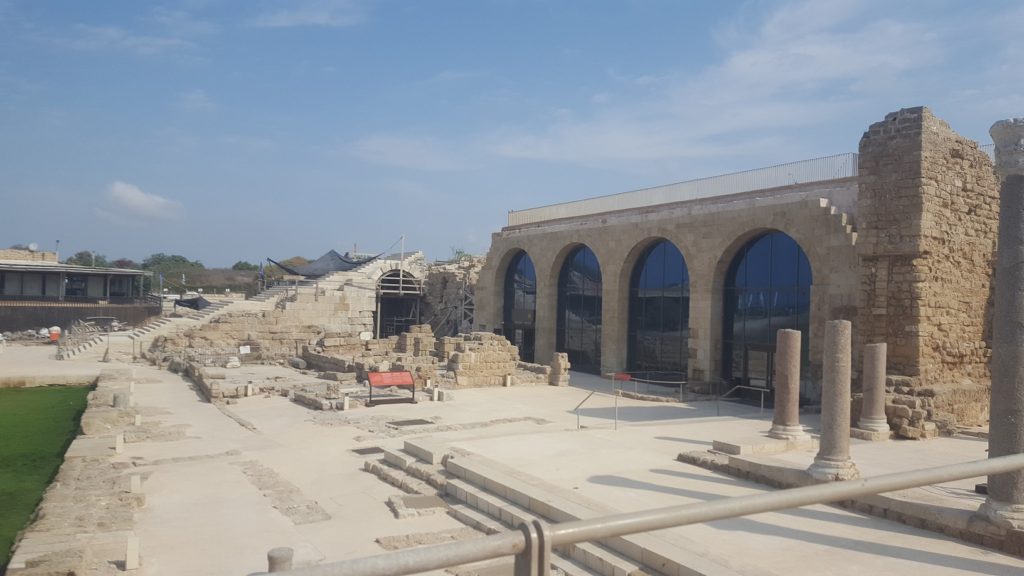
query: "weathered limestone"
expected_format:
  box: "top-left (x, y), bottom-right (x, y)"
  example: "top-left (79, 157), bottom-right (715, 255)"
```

top-left (768, 329), bottom-right (806, 440)
top-left (112, 392), bottom-right (129, 409)
top-left (549, 352), bottom-right (570, 386)
top-left (808, 320), bottom-right (859, 481)
top-left (978, 118), bottom-right (1024, 529)
top-left (267, 547), bottom-right (294, 572)
top-left (856, 343), bottom-right (890, 437)
top-left (857, 107), bottom-right (998, 434)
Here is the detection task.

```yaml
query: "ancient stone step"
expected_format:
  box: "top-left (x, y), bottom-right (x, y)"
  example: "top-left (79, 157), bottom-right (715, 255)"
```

top-left (446, 452), bottom-right (744, 576)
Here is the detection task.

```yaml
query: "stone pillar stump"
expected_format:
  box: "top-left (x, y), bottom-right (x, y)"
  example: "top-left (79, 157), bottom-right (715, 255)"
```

top-left (857, 343), bottom-right (890, 435)
top-left (768, 329), bottom-right (807, 440)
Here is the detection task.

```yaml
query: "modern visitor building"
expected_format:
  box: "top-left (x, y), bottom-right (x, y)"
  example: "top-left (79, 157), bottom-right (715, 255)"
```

top-left (475, 107), bottom-right (998, 426)
top-left (0, 248), bottom-right (156, 332)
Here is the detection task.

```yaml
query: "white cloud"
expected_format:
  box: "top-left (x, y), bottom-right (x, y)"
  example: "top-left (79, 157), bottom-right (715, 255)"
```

top-left (349, 134), bottom-right (469, 172)
top-left (177, 89), bottom-right (215, 111)
top-left (63, 24), bottom-right (195, 55)
top-left (149, 8), bottom-right (219, 36)
top-left (487, 0), bottom-right (946, 167)
top-left (246, 0), bottom-right (365, 28)
top-left (106, 181), bottom-right (182, 221)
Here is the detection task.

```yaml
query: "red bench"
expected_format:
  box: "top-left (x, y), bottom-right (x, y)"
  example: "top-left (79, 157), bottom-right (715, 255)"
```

top-left (367, 370), bottom-right (416, 406)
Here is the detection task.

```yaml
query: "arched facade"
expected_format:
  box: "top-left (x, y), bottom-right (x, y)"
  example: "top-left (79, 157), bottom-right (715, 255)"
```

top-left (502, 251), bottom-right (537, 362)
top-left (556, 245), bottom-right (602, 374)
top-left (627, 239), bottom-right (689, 377)
top-left (376, 269), bottom-right (421, 338)
top-left (474, 175), bottom-right (859, 394)
top-left (722, 231), bottom-right (812, 394)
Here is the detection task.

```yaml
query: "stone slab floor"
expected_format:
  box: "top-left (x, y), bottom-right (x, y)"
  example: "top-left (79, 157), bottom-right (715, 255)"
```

top-left (5, 344), bottom-right (1023, 575)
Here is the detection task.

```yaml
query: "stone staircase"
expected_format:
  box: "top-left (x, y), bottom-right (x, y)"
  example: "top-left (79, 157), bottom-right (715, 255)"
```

top-left (59, 299), bottom-right (240, 360)
top-left (362, 439), bottom-right (742, 576)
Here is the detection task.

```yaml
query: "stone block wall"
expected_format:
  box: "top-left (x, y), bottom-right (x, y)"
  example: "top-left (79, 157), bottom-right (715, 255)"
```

top-left (154, 283), bottom-right (378, 360)
top-left (857, 107), bottom-right (998, 428)
top-left (0, 248), bottom-right (58, 262)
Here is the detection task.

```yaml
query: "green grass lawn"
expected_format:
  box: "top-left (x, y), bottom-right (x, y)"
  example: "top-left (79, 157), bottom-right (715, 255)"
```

top-left (0, 386), bottom-right (89, 571)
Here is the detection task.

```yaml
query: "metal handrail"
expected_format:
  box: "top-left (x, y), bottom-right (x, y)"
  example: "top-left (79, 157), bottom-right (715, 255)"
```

top-left (573, 387), bottom-right (618, 431)
top-left (273, 453), bottom-right (1024, 576)
top-left (716, 383), bottom-right (770, 416)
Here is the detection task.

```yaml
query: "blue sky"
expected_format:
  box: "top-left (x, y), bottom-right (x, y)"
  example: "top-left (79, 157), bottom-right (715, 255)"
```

top-left (1, 0), bottom-right (1021, 267)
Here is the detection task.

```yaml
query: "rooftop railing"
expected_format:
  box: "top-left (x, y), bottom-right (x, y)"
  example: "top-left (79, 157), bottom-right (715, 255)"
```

top-left (507, 153), bottom-right (859, 227)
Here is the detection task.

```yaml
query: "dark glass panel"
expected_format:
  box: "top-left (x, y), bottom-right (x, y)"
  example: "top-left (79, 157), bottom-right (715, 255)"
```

top-left (627, 239), bottom-right (689, 376)
top-left (557, 246), bottom-right (602, 374)
top-left (745, 236), bottom-right (772, 288)
top-left (504, 251), bottom-right (537, 362)
top-left (722, 232), bottom-right (812, 392)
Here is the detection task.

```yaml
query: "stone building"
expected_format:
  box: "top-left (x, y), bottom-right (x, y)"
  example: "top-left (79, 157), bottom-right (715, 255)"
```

top-left (474, 107), bottom-right (998, 428)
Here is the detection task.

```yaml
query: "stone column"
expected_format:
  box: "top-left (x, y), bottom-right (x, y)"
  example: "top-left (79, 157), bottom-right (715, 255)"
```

top-left (768, 329), bottom-right (806, 440)
top-left (267, 547), bottom-right (294, 572)
top-left (978, 118), bottom-right (1024, 529)
top-left (808, 320), bottom-right (859, 481)
top-left (857, 343), bottom-right (890, 434)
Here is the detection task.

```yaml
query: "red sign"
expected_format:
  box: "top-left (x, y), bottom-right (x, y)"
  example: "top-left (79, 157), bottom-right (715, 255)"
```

top-left (368, 371), bottom-right (415, 387)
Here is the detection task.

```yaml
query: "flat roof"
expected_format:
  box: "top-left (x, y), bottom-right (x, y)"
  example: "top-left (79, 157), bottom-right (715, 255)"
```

top-left (507, 153), bottom-right (858, 226)
top-left (0, 260), bottom-right (151, 276)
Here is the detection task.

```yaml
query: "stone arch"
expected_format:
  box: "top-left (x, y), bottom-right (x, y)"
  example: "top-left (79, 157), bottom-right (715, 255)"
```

top-left (715, 229), bottom-right (814, 398)
top-left (554, 243), bottom-right (603, 374)
top-left (375, 269), bottom-right (422, 338)
top-left (501, 249), bottom-right (538, 362)
top-left (622, 238), bottom-right (691, 378)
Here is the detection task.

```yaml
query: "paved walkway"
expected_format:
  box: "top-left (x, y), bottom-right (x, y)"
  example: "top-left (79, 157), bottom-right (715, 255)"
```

top-left (5, 346), bottom-right (1022, 575)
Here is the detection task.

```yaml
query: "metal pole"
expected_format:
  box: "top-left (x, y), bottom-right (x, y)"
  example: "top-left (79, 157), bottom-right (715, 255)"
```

top-left (274, 530), bottom-right (524, 576)
top-left (267, 454), bottom-right (1024, 576)
top-left (550, 453), bottom-right (1024, 546)
top-left (375, 294), bottom-right (381, 340)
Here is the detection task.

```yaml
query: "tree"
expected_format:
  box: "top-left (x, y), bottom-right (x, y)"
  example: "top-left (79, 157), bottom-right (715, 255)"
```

top-left (141, 253), bottom-right (205, 271)
top-left (231, 261), bottom-right (259, 271)
top-left (65, 251), bottom-right (108, 267)
top-left (111, 258), bottom-right (139, 269)
top-left (8, 243), bottom-right (28, 250)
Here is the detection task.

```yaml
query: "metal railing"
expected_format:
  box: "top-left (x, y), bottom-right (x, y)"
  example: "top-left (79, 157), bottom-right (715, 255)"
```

top-left (508, 153), bottom-right (858, 226)
top-left (716, 383), bottom-right (770, 415)
top-left (269, 453), bottom-right (1024, 576)
top-left (0, 295), bottom-right (157, 306)
top-left (573, 388), bottom-right (618, 431)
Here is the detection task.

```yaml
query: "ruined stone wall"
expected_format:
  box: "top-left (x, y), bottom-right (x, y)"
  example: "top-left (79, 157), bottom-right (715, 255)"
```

top-left (155, 285), bottom-right (376, 360)
top-left (917, 113), bottom-right (999, 385)
top-left (857, 107), bottom-right (998, 428)
top-left (423, 256), bottom-right (484, 335)
top-left (857, 108), bottom-right (929, 376)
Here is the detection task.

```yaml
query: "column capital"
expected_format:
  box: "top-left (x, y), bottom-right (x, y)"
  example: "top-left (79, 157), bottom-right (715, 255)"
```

top-left (990, 118), bottom-right (1024, 179)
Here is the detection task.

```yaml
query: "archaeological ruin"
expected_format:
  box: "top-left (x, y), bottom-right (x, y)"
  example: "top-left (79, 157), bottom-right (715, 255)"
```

top-left (475, 107), bottom-right (999, 439)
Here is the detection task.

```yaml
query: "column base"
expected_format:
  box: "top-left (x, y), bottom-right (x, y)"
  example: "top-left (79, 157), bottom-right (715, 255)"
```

top-left (808, 457), bottom-right (859, 482)
top-left (977, 498), bottom-right (1024, 530)
top-left (767, 424), bottom-right (809, 441)
top-left (856, 416), bottom-right (890, 434)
